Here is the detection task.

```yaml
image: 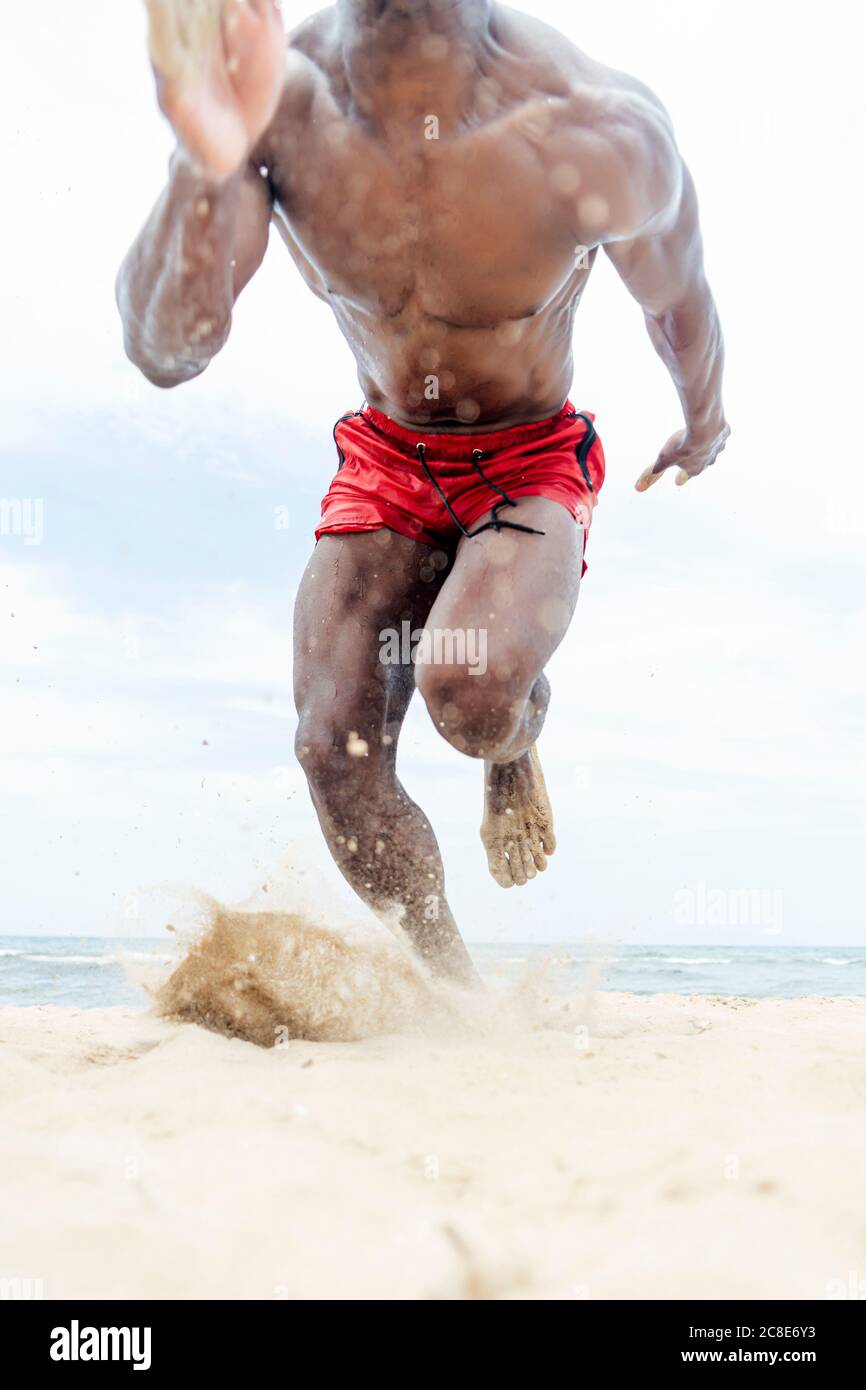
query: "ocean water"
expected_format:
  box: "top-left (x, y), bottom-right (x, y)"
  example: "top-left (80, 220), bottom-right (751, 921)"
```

top-left (1, 936), bottom-right (865, 1009)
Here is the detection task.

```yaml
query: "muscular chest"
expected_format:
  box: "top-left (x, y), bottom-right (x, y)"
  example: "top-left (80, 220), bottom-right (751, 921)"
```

top-left (269, 103), bottom-right (580, 326)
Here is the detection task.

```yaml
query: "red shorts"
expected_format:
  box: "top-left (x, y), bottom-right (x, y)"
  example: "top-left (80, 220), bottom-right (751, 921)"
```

top-left (316, 400), bottom-right (605, 573)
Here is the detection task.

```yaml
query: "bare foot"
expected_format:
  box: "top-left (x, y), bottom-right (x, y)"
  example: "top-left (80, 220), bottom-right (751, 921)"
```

top-left (481, 745), bottom-right (556, 888)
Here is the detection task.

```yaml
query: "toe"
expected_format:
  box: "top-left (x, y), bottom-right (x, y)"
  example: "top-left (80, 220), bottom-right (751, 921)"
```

top-left (487, 846), bottom-right (514, 889)
top-left (530, 840), bottom-right (548, 873)
top-left (541, 824), bottom-right (557, 856)
top-left (520, 841), bottom-right (537, 880)
top-left (506, 842), bottom-right (528, 886)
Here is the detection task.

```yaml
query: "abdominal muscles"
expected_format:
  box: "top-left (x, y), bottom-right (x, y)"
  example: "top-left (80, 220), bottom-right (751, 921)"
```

top-left (331, 294), bottom-right (580, 432)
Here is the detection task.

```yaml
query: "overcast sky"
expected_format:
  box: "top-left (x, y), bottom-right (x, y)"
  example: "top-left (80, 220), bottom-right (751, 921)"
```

top-left (2, 0), bottom-right (864, 947)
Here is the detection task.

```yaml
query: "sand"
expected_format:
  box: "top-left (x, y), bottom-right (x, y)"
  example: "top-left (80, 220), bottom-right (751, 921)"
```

top-left (2, 939), bottom-right (864, 1299)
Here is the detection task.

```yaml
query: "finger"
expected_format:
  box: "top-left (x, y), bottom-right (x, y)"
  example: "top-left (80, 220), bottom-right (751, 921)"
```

top-left (675, 469), bottom-right (691, 487)
top-left (635, 463), bottom-right (668, 493)
top-left (223, 0), bottom-right (254, 40)
top-left (506, 843), bottom-right (528, 887)
top-left (149, 0), bottom-right (225, 80)
top-left (146, 0), bottom-right (186, 82)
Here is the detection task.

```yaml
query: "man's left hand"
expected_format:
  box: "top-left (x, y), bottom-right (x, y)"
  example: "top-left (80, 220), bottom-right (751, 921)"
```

top-left (636, 422), bottom-right (731, 492)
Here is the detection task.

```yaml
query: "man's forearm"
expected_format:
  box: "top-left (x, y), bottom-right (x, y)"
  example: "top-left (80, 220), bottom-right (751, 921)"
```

top-left (645, 277), bottom-right (727, 441)
top-left (116, 152), bottom-right (242, 388)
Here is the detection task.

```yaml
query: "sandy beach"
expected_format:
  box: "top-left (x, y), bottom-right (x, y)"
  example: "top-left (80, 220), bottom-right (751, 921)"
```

top-left (2, 966), bottom-right (864, 1300)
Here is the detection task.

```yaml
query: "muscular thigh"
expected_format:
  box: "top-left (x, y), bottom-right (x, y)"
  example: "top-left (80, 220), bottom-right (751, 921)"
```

top-left (293, 529), bottom-right (451, 748)
top-left (423, 497), bottom-right (583, 692)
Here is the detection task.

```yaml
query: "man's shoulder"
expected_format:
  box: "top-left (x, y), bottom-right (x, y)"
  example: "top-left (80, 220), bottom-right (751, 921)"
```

top-left (285, 5), bottom-right (341, 82)
top-left (496, 5), bottom-right (672, 139)
top-left (253, 5), bottom-right (342, 148)
top-left (496, 7), bottom-right (682, 239)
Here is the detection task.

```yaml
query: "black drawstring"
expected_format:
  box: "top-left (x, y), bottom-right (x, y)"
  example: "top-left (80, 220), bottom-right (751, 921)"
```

top-left (468, 448), bottom-right (514, 506)
top-left (415, 443), bottom-right (546, 539)
top-left (564, 411), bottom-right (597, 492)
top-left (332, 410), bottom-right (364, 469)
top-left (416, 443), bottom-right (472, 536)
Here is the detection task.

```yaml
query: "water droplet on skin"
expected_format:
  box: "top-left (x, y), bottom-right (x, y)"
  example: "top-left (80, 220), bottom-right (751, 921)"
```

top-left (578, 194), bottom-right (610, 229)
top-left (537, 596), bottom-right (571, 634)
top-left (418, 347), bottom-right (441, 371)
top-left (517, 105), bottom-right (553, 141)
top-left (456, 398), bottom-right (481, 423)
top-left (419, 34), bottom-right (449, 62)
top-left (530, 376), bottom-right (554, 400)
top-left (494, 320), bottom-right (524, 348)
top-left (549, 163), bottom-right (582, 195)
top-left (195, 198), bottom-right (210, 217)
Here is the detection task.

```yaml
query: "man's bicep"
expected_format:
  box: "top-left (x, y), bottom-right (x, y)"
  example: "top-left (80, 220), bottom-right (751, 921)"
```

top-left (231, 162), bottom-right (273, 300)
top-left (603, 163), bottom-right (705, 318)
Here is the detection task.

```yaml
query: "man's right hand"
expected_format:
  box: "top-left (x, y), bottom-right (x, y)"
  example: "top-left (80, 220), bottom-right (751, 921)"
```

top-left (146, 0), bottom-right (286, 182)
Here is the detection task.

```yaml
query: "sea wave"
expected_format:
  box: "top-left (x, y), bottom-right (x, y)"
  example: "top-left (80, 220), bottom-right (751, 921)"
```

top-left (654, 957), bottom-right (734, 967)
top-left (23, 953), bottom-right (116, 965)
top-left (15, 949), bottom-right (174, 967)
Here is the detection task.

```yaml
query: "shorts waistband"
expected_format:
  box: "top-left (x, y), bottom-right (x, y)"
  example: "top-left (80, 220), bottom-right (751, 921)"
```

top-left (359, 399), bottom-right (577, 459)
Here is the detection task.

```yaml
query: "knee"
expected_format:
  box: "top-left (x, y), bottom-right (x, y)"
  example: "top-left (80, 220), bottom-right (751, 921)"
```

top-left (295, 718), bottom-right (336, 791)
top-left (294, 704), bottom-right (392, 803)
top-left (415, 660), bottom-right (528, 758)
